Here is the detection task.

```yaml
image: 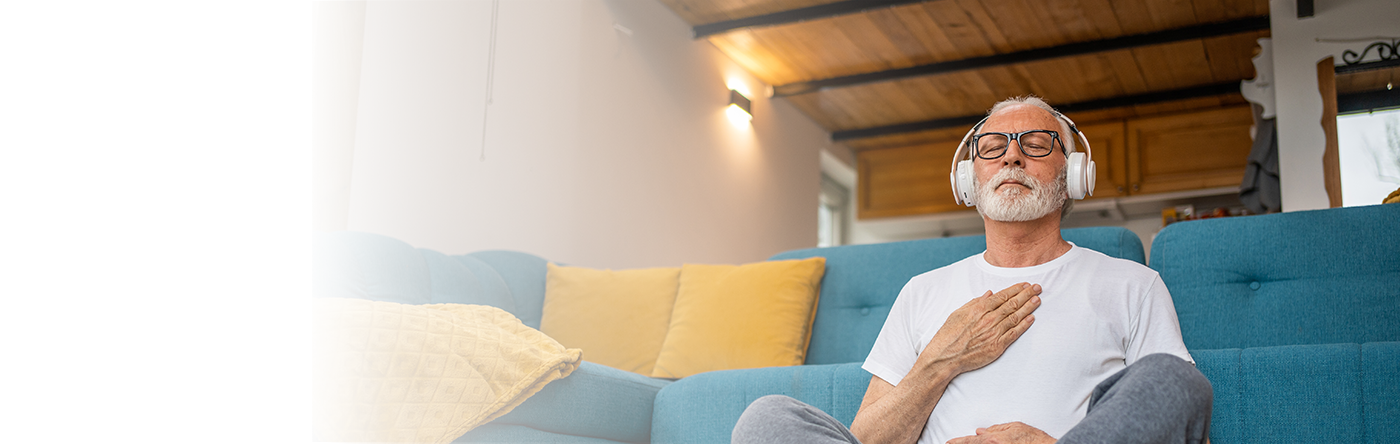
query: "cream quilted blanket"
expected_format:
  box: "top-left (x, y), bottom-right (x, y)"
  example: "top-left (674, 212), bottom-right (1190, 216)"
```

top-left (313, 298), bottom-right (582, 443)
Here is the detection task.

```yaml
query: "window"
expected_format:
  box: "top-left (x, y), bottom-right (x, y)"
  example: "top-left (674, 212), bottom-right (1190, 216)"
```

top-left (1338, 108), bottom-right (1400, 206)
top-left (818, 174), bottom-right (849, 247)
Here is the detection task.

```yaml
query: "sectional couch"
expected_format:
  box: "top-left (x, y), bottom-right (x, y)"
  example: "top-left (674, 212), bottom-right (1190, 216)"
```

top-left (314, 203), bottom-right (1399, 443)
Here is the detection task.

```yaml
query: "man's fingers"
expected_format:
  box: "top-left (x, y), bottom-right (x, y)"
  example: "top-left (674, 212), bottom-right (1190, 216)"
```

top-left (947, 435), bottom-right (983, 444)
top-left (992, 282), bottom-right (1028, 303)
top-left (993, 283), bottom-right (1041, 321)
top-left (999, 313), bottom-right (1035, 345)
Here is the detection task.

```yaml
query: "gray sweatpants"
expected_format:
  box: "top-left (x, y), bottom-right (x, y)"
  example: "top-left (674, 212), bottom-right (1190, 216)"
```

top-left (731, 353), bottom-right (1212, 444)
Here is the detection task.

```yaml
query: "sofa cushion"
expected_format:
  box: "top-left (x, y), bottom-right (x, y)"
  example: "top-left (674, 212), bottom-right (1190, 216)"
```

top-left (769, 227), bottom-right (1146, 365)
top-left (463, 250), bottom-right (549, 329)
top-left (1150, 204), bottom-right (1400, 349)
top-left (651, 362), bottom-right (870, 444)
top-left (652, 258), bottom-right (826, 378)
top-left (1193, 342), bottom-right (1400, 444)
top-left (541, 264), bottom-right (679, 375)
top-left (474, 361), bottom-right (670, 444)
top-left (314, 232), bottom-right (533, 315)
top-left (315, 231), bottom-right (433, 304)
top-left (1364, 342), bottom-right (1400, 442)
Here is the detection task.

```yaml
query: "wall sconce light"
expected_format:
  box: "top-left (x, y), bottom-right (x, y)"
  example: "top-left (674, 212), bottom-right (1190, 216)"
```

top-left (727, 89), bottom-right (752, 123)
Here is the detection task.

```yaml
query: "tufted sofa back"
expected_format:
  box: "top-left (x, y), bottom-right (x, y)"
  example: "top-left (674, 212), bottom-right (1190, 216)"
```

top-left (769, 226), bottom-right (1146, 365)
top-left (313, 231), bottom-right (550, 329)
top-left (1149, 204), bottom-right (1400, 350)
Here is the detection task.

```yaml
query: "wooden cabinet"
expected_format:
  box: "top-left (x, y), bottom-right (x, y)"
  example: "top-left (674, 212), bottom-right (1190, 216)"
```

top-left (856, 138), bottom-right (963, 219)
top-left (855, 106), bottom-right (1255, 220)
top-left (1127, 106), bottom-right (1255, 195)
top-left (1078, 120), bottom-right (1128, 200)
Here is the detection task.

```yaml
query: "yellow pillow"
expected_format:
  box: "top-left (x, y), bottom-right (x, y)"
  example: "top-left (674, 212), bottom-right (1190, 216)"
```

top-left (651, 257), bottom-right (826, 379)
top-left (540, 263), bottom-right (679, 375)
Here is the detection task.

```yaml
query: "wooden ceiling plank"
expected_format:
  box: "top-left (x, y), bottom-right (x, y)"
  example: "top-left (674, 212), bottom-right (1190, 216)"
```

top-left (784, 94), bottom-right (845, 129)
top-left (1191, 0), bottom-right (1229, 23)
top-left (834, 13), bottom-right (915, 71)
top-left (1144, 0), bottom-right (1200, 29)
top-left (1077, 0), bottom-right (1125, 38)
top-left (1012, 0), bottom-right (1073, 50)
top-left (1046, 0), bottom-right (1106, 43)
top-left (1073, 53), bottom-right (1129, 99)
top-left (707, 32), bottom-right (798, 85)
top-left (922, 0), bottom-right (998, 59)
top-left (949, 70), bottom-right (1000, 110)
top-left (978, 66), bottom-right (1040, 100)
top-left (913, 73), bottom-right (981, 116)
top-left (1104, 49), bottom-right (1151, 94)
top-left (894, 5), bottom-right (966, 63)
top-left (1012, 64), bottom-right (1052, 99)
top-left (954, 0), bottom-right (1015, 54)
top-left (1107, 0), bottom-right (1156, 35)
top-left (1016, 58), bottom-right (1080, 103)
top-left (692, 0), bottom-right (927, 38)
top-left (1131, 40), bottom-right (1214, 90)
top-left (792, 91), bottom-right (844, 129)
top-left (770, 15), bottom-right (1268, 96)
top-left (1200, 35), bottom-right (1244, 83)
top-left (781, 23), bottom-right (867, 80)
top-left (745, 28), bottom-right (819, 83)
top-left (864, 7), bottom-right (941, 64)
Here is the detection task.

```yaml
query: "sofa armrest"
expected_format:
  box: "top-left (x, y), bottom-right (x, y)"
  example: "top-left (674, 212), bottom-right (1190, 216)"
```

top-left (651, 363), bottom-right (870, 444)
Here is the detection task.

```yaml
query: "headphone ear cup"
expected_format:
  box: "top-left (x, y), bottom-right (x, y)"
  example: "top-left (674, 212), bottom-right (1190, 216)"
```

top-left (1085, 159), bottom-right (1096, 197)
top-left (1066, 152), bottom-right (1087, 200)
top-left (955, 160), bottom-right (977, 206)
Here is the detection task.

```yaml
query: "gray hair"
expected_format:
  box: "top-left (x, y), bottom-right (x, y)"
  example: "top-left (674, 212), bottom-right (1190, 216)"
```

top-left (986, 95), bottom-right (1076, 155)
top-left (985, 95), bottom-right (1077, 220)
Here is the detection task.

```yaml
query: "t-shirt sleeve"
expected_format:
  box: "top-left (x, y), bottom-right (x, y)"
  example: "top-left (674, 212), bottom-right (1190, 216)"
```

top-left (1126, 274), bottom-right (1194, 365)
top-left (863, 281), bottom-right (921, 386)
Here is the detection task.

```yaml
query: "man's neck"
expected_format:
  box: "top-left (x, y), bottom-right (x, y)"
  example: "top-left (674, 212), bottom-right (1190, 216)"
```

top-left (982, 212), bottom-right (1072, 268)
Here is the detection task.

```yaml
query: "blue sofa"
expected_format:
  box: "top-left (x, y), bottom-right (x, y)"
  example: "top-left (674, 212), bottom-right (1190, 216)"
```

top-left (315, 204), bottom-right (1399, 443)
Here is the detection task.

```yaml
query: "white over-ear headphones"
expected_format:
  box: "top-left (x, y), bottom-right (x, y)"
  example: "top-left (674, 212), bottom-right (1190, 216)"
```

top-left (949, 111), bottom-right (1096, 207)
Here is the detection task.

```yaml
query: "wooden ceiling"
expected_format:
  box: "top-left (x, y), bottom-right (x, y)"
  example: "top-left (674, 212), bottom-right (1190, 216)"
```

top-left (659, 0), bottom-right (1271, 150)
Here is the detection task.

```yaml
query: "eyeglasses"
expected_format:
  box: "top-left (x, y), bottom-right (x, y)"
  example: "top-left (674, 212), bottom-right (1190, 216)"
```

top-left (972, 130), bottom-right (1063, 160)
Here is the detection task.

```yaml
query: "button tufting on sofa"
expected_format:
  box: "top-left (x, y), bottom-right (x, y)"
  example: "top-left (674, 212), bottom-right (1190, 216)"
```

top-left (1248, 281), bottom-right (1261, 290)
top-left (859, 307), bottom-right (870, 316)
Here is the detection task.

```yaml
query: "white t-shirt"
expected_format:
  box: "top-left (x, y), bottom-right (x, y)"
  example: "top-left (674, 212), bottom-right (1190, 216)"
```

top-left (862, 244), bottom-right (1192, 444)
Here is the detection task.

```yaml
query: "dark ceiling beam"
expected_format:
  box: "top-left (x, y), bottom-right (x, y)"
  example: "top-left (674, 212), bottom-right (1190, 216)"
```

top-left (832, 81), bottom-right (1242, 141)
top-left (775, 16), bottom-right (1270, 97)
top-left (1338, 87), bottom-right (1400, 114)
top-left (693, 0), bottom-right (927, 39)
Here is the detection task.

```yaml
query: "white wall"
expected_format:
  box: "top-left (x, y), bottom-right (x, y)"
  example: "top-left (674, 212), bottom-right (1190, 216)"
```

top-left (1268, 0), bottom-right (1400, 211)
top-left (316, 0), bottom-right (832, 269)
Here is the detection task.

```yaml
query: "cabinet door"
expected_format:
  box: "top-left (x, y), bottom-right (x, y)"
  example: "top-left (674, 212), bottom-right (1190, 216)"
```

top-left (1127, 106), bottom-right (1254, 195)
top-left (1075, 120), bottom-right (1128, 199)
top-left (857, 139), bottom-right (963, 219)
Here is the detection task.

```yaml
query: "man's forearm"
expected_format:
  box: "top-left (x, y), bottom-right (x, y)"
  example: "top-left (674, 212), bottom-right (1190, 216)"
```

top-left (851, 359), bottom-right (960, 444)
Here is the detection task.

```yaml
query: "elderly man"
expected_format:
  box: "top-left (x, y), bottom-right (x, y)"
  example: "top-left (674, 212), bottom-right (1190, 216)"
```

top-left (731, 97), bottom-right (1212, 444)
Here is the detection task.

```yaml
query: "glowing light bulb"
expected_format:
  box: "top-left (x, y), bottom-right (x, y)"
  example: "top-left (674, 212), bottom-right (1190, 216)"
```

top-left (726, 103), bottom-right (752, 126)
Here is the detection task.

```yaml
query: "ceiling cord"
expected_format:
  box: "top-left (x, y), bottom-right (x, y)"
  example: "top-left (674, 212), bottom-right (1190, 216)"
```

top-left (479, 0), bottom-right (500, 161)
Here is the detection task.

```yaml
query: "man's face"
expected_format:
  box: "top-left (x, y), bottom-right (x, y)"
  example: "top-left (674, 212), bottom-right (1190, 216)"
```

top-left (972, 104), bottom-right (1069, 222)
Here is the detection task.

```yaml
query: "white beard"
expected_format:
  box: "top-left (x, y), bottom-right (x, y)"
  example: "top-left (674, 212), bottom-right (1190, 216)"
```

top-left (974, 167), bottom-right (1067, 222)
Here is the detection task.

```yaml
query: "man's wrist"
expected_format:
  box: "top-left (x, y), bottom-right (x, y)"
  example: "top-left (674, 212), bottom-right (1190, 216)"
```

top-left (915, 355), bottom-right (962, 383)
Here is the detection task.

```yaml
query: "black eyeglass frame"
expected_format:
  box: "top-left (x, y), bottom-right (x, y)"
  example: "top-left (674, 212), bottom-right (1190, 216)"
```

top-left (970, 129), bottom-right (1066, 160)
